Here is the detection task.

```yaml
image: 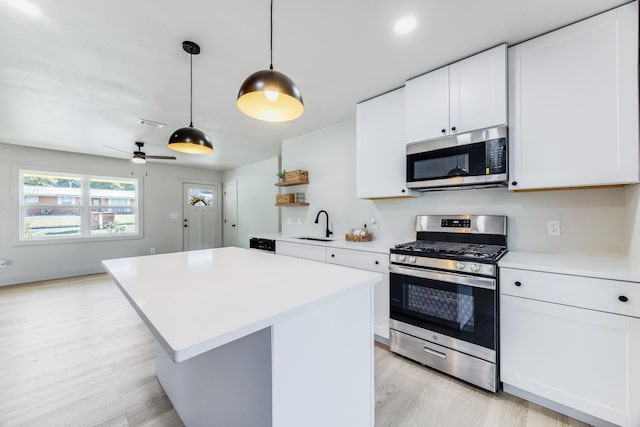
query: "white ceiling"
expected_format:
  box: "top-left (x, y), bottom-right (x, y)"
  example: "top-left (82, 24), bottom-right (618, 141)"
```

top-left (0, 0), bottom-right (629, 171)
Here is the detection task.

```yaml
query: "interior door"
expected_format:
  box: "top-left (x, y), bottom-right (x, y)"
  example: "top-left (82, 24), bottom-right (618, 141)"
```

top-left (223, 181), bottom-right (238, 247)
top-left (183, 182), bottom-right (219, 251)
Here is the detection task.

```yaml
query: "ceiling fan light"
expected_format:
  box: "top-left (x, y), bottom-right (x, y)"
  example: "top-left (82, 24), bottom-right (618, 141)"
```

top-left (168, 126), bottom-right (213, 154)
top-left (237, 69), bottom-right (304, 122)
top-left (131, 154), bottom-right (146, 164)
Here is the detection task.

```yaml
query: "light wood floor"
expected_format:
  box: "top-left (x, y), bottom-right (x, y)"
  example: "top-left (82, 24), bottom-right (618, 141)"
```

top-left (0, 274), bottom-right (590, 427)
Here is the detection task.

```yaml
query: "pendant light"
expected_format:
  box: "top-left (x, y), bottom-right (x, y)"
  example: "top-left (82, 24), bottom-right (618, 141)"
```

top-left (168, 41), bottom-right (213, 154)
top-left (237, 0), bottom-right (303, 122)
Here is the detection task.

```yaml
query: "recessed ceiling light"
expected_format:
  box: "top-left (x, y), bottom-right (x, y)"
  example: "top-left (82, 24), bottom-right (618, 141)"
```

top-left (394, 16), bottom-right (417, 34)
top-left (138, 118), bottom-right (166, 128)
top-left (6, 0), bottom-right (41, 15)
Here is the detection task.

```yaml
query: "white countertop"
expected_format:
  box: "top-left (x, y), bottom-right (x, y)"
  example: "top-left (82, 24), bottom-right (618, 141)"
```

top-left (102, 247), bottom-right (381, 363)
top-left (499, 251), bottom-right (640, 283)
top-left (250, 232), bottom-right (397, 254)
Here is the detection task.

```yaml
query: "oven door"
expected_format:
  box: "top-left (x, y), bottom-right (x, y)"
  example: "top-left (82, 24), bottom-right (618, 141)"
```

top-left (389, 265), bottom-right (496, 352)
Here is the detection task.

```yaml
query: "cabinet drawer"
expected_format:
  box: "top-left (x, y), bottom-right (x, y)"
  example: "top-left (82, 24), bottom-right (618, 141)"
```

top-left (500, 268), bottom-right (640, 318)
top-left (275, 241), bottom-right (326, 262)
top-left (326, 248), bottom-right (388, 273)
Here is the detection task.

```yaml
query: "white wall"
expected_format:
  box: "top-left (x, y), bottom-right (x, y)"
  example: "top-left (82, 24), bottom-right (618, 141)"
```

top-left (0, 142), bottom-right (222, 286)
top-left (282, 120), bottom-right (631, 256)
top-left (222, 157), bottom-right (280, 248)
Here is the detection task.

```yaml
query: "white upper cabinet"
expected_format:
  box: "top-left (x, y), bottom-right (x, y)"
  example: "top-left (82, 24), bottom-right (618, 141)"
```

top-left (356, 87), bottom-right (418, 199)
top-left (508, 2), bottom-right (639, 190)
top-left (405, 67), bottom-right (450, 142)
top-left (406, 44), bottom-right (507, 144)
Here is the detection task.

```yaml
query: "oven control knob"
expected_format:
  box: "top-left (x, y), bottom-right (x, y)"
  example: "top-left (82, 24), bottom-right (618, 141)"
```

top-left (398, 255), bottom-right (406, 262)
top-left (409, 257), bottom-right (417, 264)
top-left (456, 262), bottom-right (466, 271)
top-left (469, 264), bottom-right (480, 273)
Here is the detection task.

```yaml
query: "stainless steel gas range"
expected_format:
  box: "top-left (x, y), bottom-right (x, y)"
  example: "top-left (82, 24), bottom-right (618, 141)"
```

top-left (389, 215), bottom-right (507, 392)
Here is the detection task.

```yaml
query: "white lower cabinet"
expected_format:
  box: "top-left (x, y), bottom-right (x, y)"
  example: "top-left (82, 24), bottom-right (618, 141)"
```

top-left (500, 268), bottom-right (640, 426)
top-left (327, 248), bottom-right (389, 340)
top-left (275, 241), bottom-right (326, 262)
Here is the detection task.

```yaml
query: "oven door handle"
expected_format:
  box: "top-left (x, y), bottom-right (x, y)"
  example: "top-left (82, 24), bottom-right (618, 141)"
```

top-left (389, 265), bottom-right (496, 290)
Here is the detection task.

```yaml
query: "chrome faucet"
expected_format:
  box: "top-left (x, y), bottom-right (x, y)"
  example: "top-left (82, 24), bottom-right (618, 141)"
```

top-left (314, 210), bottom-right (333, 238)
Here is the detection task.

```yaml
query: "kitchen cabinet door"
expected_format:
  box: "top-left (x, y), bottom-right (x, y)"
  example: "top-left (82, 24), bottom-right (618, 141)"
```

top-left (326, 248), bottom-right (390, 339)
top-left (508, 2), bottom-right (639, 190)
top-left (405, 44), bottom-right (507, 144)
top-left (450, 44), bottom-right (507, 136)
top-left (356, 87), bottom-right (417, 199)
top-left (501, 294), bottom-right (639, 426)
top-left (275, 241), bottom-right (326, 262)
top-left (405, 67), bottom-right (450, 142)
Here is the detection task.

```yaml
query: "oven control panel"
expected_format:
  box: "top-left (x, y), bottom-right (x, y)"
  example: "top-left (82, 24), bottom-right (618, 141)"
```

top-left (390, 254), bottom-right (496, 277)
top-left (441, 219), bottom-right (471, 228)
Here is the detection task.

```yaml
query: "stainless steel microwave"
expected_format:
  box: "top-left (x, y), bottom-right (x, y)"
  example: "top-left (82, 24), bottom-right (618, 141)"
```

top-left (406, 126), bottom-right (507, 191)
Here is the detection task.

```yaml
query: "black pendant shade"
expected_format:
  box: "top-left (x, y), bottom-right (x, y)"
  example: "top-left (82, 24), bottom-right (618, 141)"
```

top-left (237, 69), bottom-right (304, 122)
top-left (237, 0), bottom-right (304, 122)
top-left (169, 41), bottom-right (213, 154)
top-left (168, 125), bottom-right (213, 154)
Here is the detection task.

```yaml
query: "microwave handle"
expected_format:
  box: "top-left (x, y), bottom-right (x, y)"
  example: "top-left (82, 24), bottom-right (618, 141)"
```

top-left (389, 265), bottom-right (496, 290)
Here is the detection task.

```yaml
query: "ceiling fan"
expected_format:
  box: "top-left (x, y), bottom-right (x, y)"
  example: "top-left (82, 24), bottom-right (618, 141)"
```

top-left (104, 142), bottom-right (177, 164)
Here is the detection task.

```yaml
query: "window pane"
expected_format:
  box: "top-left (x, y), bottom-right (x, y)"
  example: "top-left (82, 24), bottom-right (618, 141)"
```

top-left (22, 173), bottom-right (81, 206)
top-left (90, 207), bottom-right (137, 235)
top-left (23, 207), bottom-right (81, 238)
top-left (188, 188), bottom-right (214, 207)
top-left (89, 178), bottom-right (137, 235)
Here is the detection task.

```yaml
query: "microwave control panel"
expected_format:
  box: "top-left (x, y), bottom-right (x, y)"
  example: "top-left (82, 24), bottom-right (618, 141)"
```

top-left (485, 138), bottom-right (506, 175)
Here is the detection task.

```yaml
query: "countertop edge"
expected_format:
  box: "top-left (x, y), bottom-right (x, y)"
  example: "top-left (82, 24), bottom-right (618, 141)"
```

top-left (498, 251), bottom-right (640, 283)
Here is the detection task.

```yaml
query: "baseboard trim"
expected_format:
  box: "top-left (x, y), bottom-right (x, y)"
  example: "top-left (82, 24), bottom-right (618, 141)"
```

top-left (0, 266), bottom-right (105, 287)
top-left (503, 384), bottom-right (619, 427)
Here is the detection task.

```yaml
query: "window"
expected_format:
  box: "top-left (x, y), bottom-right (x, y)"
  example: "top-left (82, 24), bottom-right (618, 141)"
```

top-left (187, 188), bottom-right (214, 207)
top-left (20, 170), bottom-right (140, 241)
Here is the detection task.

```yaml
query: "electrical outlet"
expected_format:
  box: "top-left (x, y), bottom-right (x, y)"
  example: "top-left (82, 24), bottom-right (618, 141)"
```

top-left (150, 248), bottom-right (156, 255)
top-left (547, 220), bottom-right (561, 236)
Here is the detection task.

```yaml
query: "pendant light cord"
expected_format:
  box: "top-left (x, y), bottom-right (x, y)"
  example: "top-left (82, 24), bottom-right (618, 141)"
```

top-left (189, 52), bottom-right (194, 127)
top-left (269, 0), bottom-right (273, 70)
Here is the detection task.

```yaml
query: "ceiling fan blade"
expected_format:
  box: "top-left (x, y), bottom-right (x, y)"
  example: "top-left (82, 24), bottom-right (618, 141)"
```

top-left (103, 145), bottom-right (132, 155)
top-left (145, 155), bottom-right (177, 160)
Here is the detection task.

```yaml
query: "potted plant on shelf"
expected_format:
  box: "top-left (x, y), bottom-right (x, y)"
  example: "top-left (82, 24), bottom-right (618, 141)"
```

top-left (276, 169), bottom-right (286, 182)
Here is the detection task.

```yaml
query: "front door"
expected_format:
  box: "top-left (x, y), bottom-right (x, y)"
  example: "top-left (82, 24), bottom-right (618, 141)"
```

top-left (223, 181), bottom-right (238, 247)
top-left (183, 182), bottom-right (219, 251)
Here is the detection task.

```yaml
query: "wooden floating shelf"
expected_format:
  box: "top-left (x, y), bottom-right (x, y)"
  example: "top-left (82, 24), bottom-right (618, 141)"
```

top-left (275, 179), bottom-right (309, 187)
top-left (275, 202), bottom-right (310, 207)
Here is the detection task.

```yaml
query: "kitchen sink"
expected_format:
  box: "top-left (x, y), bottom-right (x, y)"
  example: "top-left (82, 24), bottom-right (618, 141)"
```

top-left (294, 237), bottom-right (334, 242)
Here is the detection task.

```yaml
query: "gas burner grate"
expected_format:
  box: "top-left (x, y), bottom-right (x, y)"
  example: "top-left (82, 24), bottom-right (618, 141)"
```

top-left (394, 241), bottom-right (506, 260)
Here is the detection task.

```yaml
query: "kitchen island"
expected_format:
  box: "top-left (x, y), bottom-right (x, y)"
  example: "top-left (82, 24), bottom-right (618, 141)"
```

top-left (102, 247), bottom-right (381, 427)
